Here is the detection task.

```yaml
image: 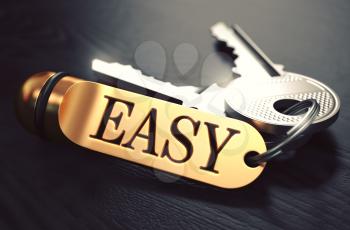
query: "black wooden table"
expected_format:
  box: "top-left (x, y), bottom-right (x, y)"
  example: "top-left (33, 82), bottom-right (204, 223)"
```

top-left (1, 0), bottom-right (349, 229)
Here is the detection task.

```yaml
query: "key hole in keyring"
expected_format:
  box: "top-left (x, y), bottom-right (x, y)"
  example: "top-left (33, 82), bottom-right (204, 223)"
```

top-left (244, 151), bottom-right (260, 168)
top-left (273, 99), bottom-right (307, 116)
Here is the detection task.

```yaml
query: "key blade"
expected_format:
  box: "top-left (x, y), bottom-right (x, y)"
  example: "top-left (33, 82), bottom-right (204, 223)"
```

top-left (232, 24), bottom-right (282, 76)
top-left (211, 22), bottom-right (283, 78)
top-left (195, 83), bottom-right (227, 116)
top-left (92, 59), bottom-right (201, 107)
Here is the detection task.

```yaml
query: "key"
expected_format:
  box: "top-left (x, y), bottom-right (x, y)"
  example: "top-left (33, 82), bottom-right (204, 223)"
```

top-left (209, 22), bottom-right (340, 134)
top-left (92, 59), bottom-right (202, 107)
top-left (92, 59), bottom-right (230, 118)
top-left (212, 23), bottom-right (284, 79)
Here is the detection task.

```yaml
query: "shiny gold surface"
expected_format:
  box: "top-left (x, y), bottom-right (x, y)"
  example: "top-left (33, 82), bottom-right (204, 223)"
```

top-left (59, 81), bottom-right (266, 188)
top-left (16, 71), bottom-right (54, 134)
top-left (16, 72), bottom-right (82, 139)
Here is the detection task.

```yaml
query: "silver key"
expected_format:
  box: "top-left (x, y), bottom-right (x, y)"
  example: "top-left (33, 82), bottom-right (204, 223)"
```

top-left (92, 59), bottom-right (202, 107)
top-left (210, 22), bottom-right (340, 134)
top-left (92, 60), bottom-right (231, 116)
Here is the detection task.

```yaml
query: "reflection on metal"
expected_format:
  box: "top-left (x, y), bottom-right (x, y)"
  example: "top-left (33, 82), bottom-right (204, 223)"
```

top-left (17, 72), bottom-right (266, 189)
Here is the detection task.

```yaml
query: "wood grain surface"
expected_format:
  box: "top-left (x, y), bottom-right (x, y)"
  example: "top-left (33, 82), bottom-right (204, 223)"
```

top-left (0, 0), bottom-right (349, 229)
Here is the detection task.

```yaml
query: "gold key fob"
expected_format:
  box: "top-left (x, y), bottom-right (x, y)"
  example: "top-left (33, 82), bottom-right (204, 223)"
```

top-left (17, 72), bottom-right (266, 189)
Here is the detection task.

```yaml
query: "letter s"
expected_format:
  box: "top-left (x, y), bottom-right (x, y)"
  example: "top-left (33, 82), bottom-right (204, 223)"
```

top-left (161, 116), bottom-right (200, 163)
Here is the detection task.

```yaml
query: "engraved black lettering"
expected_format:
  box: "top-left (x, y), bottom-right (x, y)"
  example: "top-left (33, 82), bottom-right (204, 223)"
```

top-left (200, 122), bottom-right (240, 173)
top-left (161, 116), bottom-right (200, 163)
top-left (90, 95), bottom-right (134, 144)
top-left (122, 108), bottom-right (157, 156)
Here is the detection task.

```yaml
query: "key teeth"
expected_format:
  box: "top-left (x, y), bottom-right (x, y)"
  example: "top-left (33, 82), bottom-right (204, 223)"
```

top-left (211, 22), bottom-right (243, 76)
top-left (231, 67), bottom-right (241, 76)
top-left (212, 22), bottom-right (285, 77)
top-left (122, 64), bottom-right (143, 76)
top-left (93, 59), bottom-right (202, 101)
top-left (111, 62), bottom-right (161, 83)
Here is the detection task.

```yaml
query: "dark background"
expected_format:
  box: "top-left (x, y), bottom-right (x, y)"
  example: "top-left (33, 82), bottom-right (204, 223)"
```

top-left (1, 0), bottom-right (349, 229)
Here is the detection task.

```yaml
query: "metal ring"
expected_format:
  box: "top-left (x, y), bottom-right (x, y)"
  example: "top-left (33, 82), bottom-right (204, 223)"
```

top-left (246, 99), bottom-right (320, 166)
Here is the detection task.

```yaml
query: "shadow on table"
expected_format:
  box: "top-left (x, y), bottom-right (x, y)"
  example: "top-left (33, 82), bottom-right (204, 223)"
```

top-left (17, 90), bottom-right (337, 208)
top-left (65, 130), bottom-right (337, 208)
